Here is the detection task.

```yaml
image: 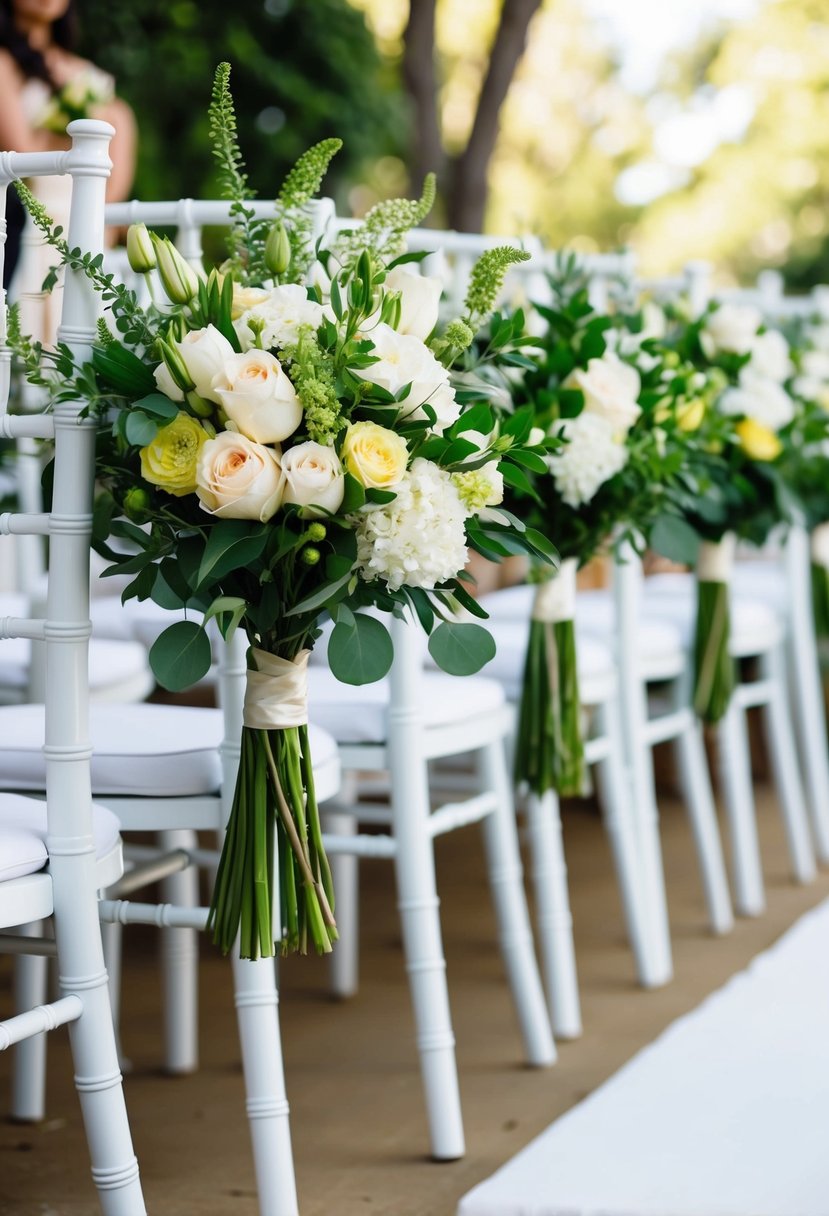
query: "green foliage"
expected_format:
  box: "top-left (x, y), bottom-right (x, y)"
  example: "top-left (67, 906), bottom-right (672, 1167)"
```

top-left (463, 246), bottom-right (531, 329)
top-left (335, 174), bottom-right (436, 266)
top-left (77, 0), bottom-right (405, 209)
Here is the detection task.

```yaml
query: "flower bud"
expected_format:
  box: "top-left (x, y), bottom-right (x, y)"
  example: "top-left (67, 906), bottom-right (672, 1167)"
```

top-left (306, 522), bottom-right (327, 542)
top-left (123, 487), bottom-right (151, 521)
top-left (126, 223), bottom-right (156, 274)
top-left (152, 235), bottom-right (200, 305)
top-left (186, 390), bottom-right (215, 419)
top-left (264, 222), bottom-right (291, 276)
top-left (158, 338), bottom-right (196, 393)
top-left (300, 546), bottom-right (321, 566)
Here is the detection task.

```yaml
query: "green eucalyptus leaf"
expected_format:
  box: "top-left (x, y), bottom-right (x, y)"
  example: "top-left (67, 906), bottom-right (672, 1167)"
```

top-left (328, 613), bottom-right (393, 685)
top-left (149, 620), bottom-right (213, 692)
top-left (427, 621), bottom-right (496, 676)
top-left (650, 514), bottom-right (701, 565)
top-left (125, 410), bottom-right (161, 447)
top-left (197, 521), bottom-right (269, 587)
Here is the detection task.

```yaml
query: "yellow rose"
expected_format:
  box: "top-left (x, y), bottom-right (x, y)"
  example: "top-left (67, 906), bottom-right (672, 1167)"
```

top-left (677, 398), bottom-right (706, 432)
top-left (139, 412), bottom-right (209, 497)
top-left (231, 285), bottom-right (271, 321)
top-left (342, 421), bottom-right (408, 489)
top-left (736, 418), bottom-right (782, 462)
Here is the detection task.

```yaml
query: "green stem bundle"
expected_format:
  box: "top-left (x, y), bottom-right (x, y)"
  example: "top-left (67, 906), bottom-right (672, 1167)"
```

top-left (693, 579), bottom-right (735, 724)
top-left (811, 561), bottom-right (829, 643)
top-left (514, 616), bottom-right (584, 797)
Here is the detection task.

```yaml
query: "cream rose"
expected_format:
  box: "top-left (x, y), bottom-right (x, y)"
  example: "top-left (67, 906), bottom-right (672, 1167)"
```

top-left (384, 265), bottom-right (442, 341)
top-left (356, 322), bottom-right (461, 433)
top-left (564, 353), bottom-right (642, 434)
top-left (173, 325), bottom-right (236, 404)
top-left (196, 431), bottom-right (284, 522)
top-left (281, 441), bottom-right (345, 516)
top-left (700, 303), bottom-right (762, 358)
top-left (719, 370), bottom-right (795, 431)
top-left (231, 285), bottom-right (270, 321)
top-left (211, 349), bottom-right (302, 444)
top-left (748, 330), bottom-right (793, 382)
top-left (342, 421), bottom-right (408, 489)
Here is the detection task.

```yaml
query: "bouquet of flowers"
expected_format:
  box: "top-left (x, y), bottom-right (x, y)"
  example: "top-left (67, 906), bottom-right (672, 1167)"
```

top-left (37, 66), bottom-right (114, 135)
top-left (504, 261), bottom-right (684, 798)
top-left (656, 299), bottom-right (827, 721)
top-left (11, 64), bottom-right (554, 960)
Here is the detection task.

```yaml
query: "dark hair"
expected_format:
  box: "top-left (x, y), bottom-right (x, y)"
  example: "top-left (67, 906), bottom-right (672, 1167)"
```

top-left (0, 1), bottom-right (78, 87)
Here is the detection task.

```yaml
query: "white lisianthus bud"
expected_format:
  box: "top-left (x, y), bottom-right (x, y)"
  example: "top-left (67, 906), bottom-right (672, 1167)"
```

top-left (152, 235), bottom-right (200, 305)
top-left (529, 426), bottom-right (547, 447)
top-left (384, 265), bottom-right (442, 341)
top-left (153, 359), bottom-right (185, 403)
top-left (281, 441), bottom-right (345, 516)
top-left (126, 223), bottom-right (156, 274)
top-left (175, 325), bottom-right (236, 404)
top-left (212, 349), bottom-right (303, 444)
top-left (196, 431), bottom-right (285, 522)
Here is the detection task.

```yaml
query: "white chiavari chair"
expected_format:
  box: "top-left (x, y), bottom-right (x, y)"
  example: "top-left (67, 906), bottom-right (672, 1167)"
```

top-left (0, 191), bottom-right (344, 1215)
top-left (0, 118), bottom-right (146, 1215)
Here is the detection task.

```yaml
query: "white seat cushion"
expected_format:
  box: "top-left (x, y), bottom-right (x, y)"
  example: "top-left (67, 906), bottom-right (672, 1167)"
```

top-left (0, 704), bottom-right (339, 800)
top-left (645, 563), bottom-right (788, 616)
top-left (0, 793), bottom-right (121, 881)
top-left (0, 635), bottom-right (151, 700)
top-left (642, 587), bottom-right (782, 656)
top-left (472, 619), bottom-right (615, 703)
top-left (307, 667), bottom-right (505, 745)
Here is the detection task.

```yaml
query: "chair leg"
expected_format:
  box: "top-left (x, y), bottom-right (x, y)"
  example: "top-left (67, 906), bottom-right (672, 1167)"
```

top-left (231, 953), bottom-right (298, 1216)
top-left (759, 648), bottom-right (817, 884)
top-left (11, 925), bottom-right (48, 1122)
top-left (716, 698), bottom-right (765, 915)
top-left (159, 829), bottom-right (200, 1073)
top-left (389, 757), bottom-right (464, 1159)
top-left (324, 786), bottom-right (360, 999)
top-left (524, 787), bottom-right (579, 1040)
top-left (100, 917), bottom-right (130, 1071)
top-left (477, 741), bottom-right (557, 1061)
top-left (672, 712), bottom-right (734, 934)
top-left (595, 696), bottom-right (672, 987)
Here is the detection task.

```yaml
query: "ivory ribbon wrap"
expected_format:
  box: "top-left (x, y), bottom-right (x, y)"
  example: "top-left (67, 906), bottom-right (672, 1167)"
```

top-left (697, 534), bottom-right (736, 583)
top-left (243, 647), bottom-right (310, 730)
top-left (812, 522), bottom-right (829, 569)
top-left (531, 557), bottom-right (578, 623)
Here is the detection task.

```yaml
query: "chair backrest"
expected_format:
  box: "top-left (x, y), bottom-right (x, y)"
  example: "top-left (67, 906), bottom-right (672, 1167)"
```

top-left (0, 120), bottom-right (113, 870)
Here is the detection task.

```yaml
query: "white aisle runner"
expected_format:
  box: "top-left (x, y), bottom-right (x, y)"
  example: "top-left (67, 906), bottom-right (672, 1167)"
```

top-left (459, 899), bottom-right (829, 1216)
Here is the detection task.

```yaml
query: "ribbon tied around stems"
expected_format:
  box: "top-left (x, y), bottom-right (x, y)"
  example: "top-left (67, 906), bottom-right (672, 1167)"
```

top-left (243, 647), bottom-right (310, 730)
top-left (531, 557), bottom-right (578, 623)
top-left (697, 533), bottom-right (736, 583)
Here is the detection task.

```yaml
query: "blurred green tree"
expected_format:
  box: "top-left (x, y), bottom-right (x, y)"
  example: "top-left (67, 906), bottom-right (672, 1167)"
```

top-left (77, 0), bottom-right (406, 206)
top-left (633, 0), bottom-right (829, 286)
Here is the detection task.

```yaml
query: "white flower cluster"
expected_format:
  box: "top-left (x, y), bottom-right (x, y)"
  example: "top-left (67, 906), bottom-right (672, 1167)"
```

top-left (548, 413), bottom-right (630, 508)
top-left (355, 322), bottom-right (461, 433)
top-left (702, 304), bottom-right (797, 432)
top-left (234, 284), bottom-right (327, 352)
top-left (719, 371), bottom-right (795, 430)
top-left (354, 458), bottom-right (469, 590)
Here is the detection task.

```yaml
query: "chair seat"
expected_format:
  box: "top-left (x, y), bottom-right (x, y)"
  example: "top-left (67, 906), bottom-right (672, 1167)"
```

top-left (0, 703), bottom-right (340, 803)
top-left (473, 619), bottom-right (616, 705)
top-left (307, 667), bottom-right (505, 745)
top-left (0, 634), bottom-right (153, 703)
top-left (0, 794), bottom-right (123, 927)
top-left (478, 586), bottom-right (686, 681)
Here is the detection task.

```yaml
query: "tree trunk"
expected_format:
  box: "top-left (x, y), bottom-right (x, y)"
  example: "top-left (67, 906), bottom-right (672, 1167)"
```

top-left (403, 0), bottom-right (446, 205)
top-left (448, 0), bottom-right (542, 232)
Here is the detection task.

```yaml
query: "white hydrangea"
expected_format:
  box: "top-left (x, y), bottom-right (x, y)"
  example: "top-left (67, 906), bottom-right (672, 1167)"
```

top-left (234, 284), bottom-right (326, 352)
top-left (354, 458), bottom-right (469, 590)
top-left (548, 413), bottom-right (629, 508)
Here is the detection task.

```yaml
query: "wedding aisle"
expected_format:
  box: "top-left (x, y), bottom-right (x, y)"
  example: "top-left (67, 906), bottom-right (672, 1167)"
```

top-left (2, 781), bottom-right (829, 1216)
top-left (460, 896), bottom-right (829, 1216)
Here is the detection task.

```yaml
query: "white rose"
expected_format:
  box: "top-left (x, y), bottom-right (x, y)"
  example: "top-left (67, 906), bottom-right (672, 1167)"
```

top-left (356, 322), bottom-right (461, 433)
top-left (196, 431), bottom-right (284, 522)
top-left (719, 370), bottom-right (796, 431)
top-left (234, 284), bottom-right (326, 353)
top-left (384, 265), bottom-right (442, 341)
top-left (175, 325), bottom-right (236, 404)
top-left (564, 353), bottom-right (642, 434)
top-left (153, 360), bottom-right (184, 403)
top-left (700, 303), bottom-right (762, 358)
top-left (281, 441), bottom-right (345, 516)
top-left (231, 286), bottom-right (271, 320)
top-left (212, 350), bottom-right (302, 444)
top-left (748, 330), bottom-right (793, 382)
top-left (802, 350), bottom-right (829, 381)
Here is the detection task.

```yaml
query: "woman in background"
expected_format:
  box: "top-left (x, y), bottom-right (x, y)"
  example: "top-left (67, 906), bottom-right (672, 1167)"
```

top-left (0, 0), bottom-right (136, 337)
